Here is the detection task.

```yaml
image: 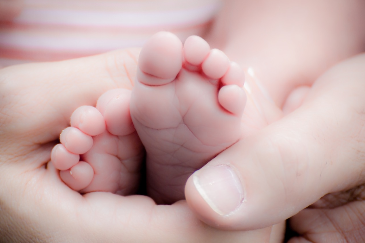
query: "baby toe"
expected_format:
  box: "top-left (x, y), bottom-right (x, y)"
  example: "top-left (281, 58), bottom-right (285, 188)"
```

top-left (60, 161), bottom-right (94, 191)
top-left (60, 127), bottom-right (93, 154)
top-left (218, 85), bottom-right (247, 116)
top-left (70, 106), bottom-right (106, 136)
top-left (137, 31), bottom-right (183, 85)
top-left (202, 49), bottom-right (230, 80)
top-left (51, 144), bottom-right (80, 170)
top-left (96, 89), bottom-right (135, 136)
top-left (222, 62), bottom-right (245, 87)
top-left (183, 35), bottom-right (210, 71)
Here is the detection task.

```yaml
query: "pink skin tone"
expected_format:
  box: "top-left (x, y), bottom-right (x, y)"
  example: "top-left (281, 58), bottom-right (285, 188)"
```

top-left (0, 48), bottom-right (272, 243)
top-left (131, 32), bottom-right (247, 204)
top-left (51, 32), bottom-right (249, 201)
top-left (183, 1), bottom-right (365, 239)
top-left (4, 0), bottom-right (365, 241)
top-left (51, 89), bottom-right (144, 195)
top-left (40, 0), bottom-right (365, 240)
top-left (205, 0), bottom-right (365, 109)
top-left (50, 31), bottom-right (283, 242)
top-left (50, 31), bottom-right (283, 203)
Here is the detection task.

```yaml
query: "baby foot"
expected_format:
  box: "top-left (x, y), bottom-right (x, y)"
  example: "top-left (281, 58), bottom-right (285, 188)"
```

top-left (51, 89), bottom-right (144, 195)
top-left (130, 32), bottom-right (246, 204)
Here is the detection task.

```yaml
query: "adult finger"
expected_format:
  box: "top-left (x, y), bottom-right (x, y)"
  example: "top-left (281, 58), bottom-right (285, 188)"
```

top-left (0, 157), bottom-right (273, 243)
top-left (0, 49), bottom-right (138, 164)
top-left (0, 50), bottom-right (275, 242)
top-left (185, 53), bottom-right (365, 230)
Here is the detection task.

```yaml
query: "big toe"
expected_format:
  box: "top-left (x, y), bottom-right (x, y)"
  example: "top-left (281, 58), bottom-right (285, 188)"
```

top-left (137, 31), bottom-right (183, 85)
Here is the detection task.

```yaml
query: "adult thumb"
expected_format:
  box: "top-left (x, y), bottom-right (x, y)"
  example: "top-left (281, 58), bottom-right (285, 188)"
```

top-left (185, 53), bottom-right (365, 230)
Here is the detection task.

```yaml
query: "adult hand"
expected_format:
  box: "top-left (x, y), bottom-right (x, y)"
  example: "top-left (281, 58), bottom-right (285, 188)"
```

top-left (0, 50), bottom-right (272, 242)
top-left (185, 53), bottom-right (365, 239)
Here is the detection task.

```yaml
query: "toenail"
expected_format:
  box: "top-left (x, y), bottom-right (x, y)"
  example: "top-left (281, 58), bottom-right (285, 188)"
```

top-left (193, 164), bottom-right (245, 216)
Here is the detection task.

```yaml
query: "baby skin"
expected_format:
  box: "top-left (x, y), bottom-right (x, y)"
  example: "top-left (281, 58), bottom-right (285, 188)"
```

top-left (51, 88), bottom-right (145, 195)
top-left (51, 32), bottom-right (247, 204)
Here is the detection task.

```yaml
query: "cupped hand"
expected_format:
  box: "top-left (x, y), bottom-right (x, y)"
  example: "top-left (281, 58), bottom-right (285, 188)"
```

top-left (185, 53), bottom-right (365, 239)
top-left (0, 50), bottom-right (272, 242)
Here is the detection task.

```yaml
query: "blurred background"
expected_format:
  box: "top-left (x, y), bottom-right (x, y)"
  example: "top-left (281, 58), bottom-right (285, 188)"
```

top-left (0, 0), bottom-right (222, 67)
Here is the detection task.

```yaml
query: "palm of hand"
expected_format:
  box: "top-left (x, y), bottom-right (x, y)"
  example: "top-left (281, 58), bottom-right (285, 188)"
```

top-left (0, 50), bottom-right (270, 243)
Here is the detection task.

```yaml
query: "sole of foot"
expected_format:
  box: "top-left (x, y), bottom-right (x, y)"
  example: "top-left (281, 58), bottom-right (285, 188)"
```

top-left (130, 32), bottom-right (246, 204)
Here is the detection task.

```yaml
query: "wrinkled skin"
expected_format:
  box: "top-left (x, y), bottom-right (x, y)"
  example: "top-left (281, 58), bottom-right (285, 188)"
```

top-left (0, 50), bottom-right (275, 243)
top-left (186, 54), bottom-right (365, 241)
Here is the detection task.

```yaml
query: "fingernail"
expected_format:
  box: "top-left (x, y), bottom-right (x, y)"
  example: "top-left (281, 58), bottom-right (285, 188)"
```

top-left (193, 165), bottom-right (244, 216)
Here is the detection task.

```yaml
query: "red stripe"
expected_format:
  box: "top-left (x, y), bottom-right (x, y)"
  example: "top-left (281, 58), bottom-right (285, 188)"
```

top-left (0, 21), bottom-right (211, 34)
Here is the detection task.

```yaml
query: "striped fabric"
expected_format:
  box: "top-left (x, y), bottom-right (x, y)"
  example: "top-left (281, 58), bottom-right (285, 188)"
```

top-left (0, 0), bottom-right (222, 67)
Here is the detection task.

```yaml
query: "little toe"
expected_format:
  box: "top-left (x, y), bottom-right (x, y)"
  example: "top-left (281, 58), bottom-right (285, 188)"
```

top-left (96, 89), bottom-right (135, 136)
top-left (218, 85), bottom-right (247, 116)
top-left (51, 144), bottom-right (80, 170)
top-left (137, 31), bottom-right (183, 85)
top-left (60, 127), bottom-right (93, 154)
top-left (222, 62), bottom-right (245, 87)
top-left (60, 161), bottom-right (94, 191)
top-left (183, 35), bottom-right (210, 71)
top-left (70, 106), bottom-right (106, 136)
top-left (202, 49), bottom-right (230, 80)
